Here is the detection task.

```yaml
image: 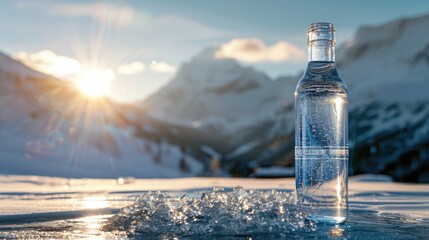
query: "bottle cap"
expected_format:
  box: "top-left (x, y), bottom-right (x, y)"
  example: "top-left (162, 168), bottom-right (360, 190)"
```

top-left (308, 22), bottom-right (336, 44)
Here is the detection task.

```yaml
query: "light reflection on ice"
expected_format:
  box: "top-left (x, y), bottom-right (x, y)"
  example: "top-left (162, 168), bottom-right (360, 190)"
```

top-left (83, 216), bottom-right (103, 230)
top-left (329, 225), bottom-right (345, 237)
top-left (82, 196), bottom-right (109, 209)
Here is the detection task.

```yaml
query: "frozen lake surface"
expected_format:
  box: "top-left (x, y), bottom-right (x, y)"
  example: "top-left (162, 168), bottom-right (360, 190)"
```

top-left (0, 174), bottom-right (428, 239)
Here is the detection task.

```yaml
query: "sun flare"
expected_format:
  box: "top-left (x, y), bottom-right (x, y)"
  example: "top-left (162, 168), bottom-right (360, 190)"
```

top-left (77, 69), bottom-right (114, 98)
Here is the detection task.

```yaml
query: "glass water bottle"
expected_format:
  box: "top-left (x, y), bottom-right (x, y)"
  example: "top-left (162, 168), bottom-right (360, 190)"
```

top-left (295, 22), bottom-right (348, 224)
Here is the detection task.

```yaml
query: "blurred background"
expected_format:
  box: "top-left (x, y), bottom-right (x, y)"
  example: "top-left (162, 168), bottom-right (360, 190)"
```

top-left (0, 0), bottom-right (428, 182)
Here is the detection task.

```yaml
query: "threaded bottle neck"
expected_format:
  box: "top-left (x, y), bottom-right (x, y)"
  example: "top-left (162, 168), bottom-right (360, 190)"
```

top-left (307, 22), bottom-right (336, 62)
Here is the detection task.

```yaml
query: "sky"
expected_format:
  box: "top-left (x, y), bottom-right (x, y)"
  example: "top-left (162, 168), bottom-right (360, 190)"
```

top-left (0, 0), bottom-right (428, 102)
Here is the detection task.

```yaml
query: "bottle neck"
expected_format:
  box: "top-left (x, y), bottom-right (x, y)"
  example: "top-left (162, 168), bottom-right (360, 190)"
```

top-left (308, 40), bottom-right (335, 62)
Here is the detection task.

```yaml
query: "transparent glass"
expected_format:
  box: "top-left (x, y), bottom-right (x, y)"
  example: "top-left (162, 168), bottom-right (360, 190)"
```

top-left (295, 22), bottom-right (348, 224)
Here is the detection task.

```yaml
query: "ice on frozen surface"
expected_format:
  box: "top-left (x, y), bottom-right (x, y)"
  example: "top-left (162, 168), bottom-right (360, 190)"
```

top-left (104, 186), bottom-right (316, 236)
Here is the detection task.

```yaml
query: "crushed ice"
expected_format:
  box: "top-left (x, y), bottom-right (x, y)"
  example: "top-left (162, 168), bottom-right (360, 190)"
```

top-left (104, 186), bottom-right (316, 236)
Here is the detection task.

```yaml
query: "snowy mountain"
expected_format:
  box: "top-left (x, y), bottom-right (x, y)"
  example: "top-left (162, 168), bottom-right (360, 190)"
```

top-left (0, 52), bottom-right (203, 178)
top-left (142, 48), bottom-right (299, 175)
top-left (145, 14), bottom-right (429, 182)
top-left (143, 48), bottom-right (297, 159)
top-left (337, 14), bottom-right (429, 182)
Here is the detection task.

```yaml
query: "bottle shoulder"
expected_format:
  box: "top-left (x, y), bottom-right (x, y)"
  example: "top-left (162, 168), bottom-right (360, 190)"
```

top-left (295, 62), bottom-right (348, 94)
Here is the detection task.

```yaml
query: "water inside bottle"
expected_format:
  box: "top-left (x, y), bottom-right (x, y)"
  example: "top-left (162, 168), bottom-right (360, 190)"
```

top-left (295, 61), bottom-right (348, 224)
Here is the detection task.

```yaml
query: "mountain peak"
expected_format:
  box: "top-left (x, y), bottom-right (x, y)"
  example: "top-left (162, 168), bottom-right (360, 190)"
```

top-left (143, 47), bottom-right (288, 131)
top-left (190, 47), bottom-right (218, 61)
top-left (163, 47), bottom-right (270, 91)
top-left (338, 13), bottom-right (429, 64)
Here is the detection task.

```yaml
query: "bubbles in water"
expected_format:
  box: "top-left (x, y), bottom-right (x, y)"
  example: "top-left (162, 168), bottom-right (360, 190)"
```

top-left (104, 187), bottom-right (317, 237)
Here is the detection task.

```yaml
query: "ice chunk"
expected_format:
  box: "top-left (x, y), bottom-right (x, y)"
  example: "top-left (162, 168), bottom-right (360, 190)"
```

top-left (104, 187), bottom-right (316, 237)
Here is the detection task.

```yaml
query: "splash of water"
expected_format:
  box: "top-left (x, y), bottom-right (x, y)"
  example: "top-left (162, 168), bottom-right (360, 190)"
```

top-left (104, 187), bottom-right (316, 237)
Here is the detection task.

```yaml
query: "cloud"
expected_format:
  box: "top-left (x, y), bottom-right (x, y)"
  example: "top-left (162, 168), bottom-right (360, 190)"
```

top-left (50, 2), bottom-right (134, 28)
top-left (215, 38), bottom-right (304, 63)
top-left (12, 49), bottom-right (175, 79)
top-left (149, 61), bottom-right (176, 73)
top-left (117, 61), bottom-right (145, 75)
top-left (12, 50), bottom-right (81, 77)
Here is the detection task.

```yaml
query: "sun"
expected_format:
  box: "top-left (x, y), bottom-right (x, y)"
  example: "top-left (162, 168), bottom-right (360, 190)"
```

top-left (77, 69), bottom-right (114, 98)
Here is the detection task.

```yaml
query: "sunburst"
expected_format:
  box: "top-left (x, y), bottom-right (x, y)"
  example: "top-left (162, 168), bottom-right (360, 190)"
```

top-left (77, 69), bottom-right (114, 98)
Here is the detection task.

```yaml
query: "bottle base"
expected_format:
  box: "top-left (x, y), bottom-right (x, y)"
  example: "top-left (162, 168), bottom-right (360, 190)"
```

top-left (308, 215), bottom-right (347, 224)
